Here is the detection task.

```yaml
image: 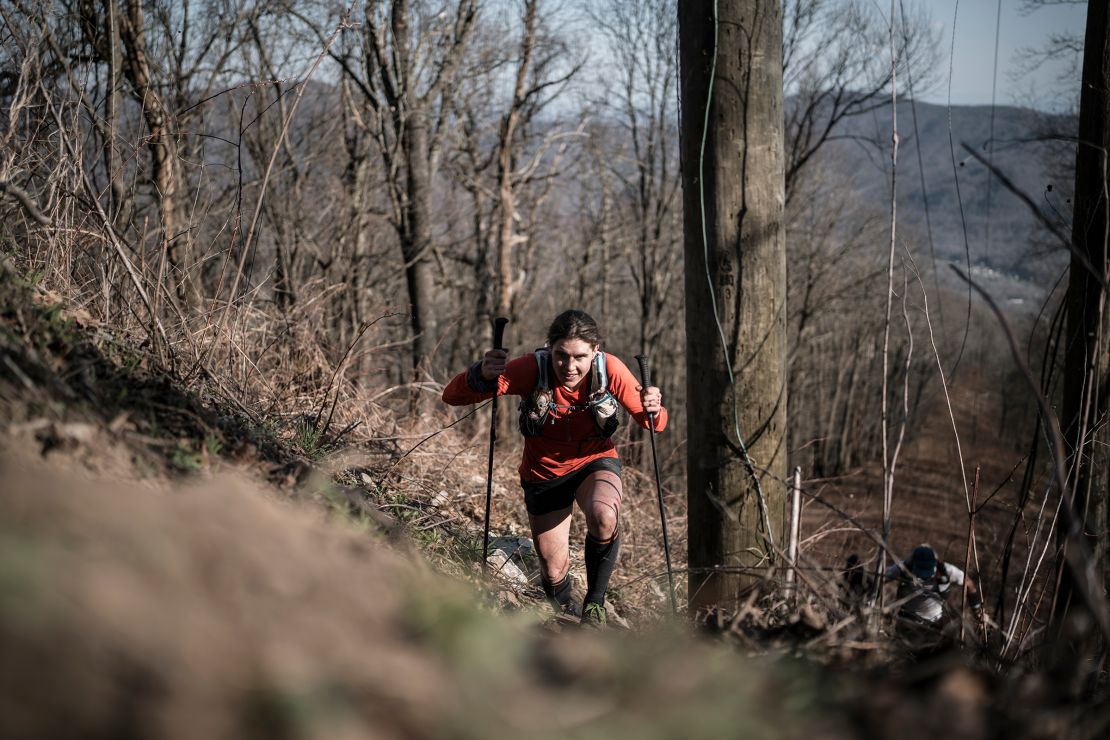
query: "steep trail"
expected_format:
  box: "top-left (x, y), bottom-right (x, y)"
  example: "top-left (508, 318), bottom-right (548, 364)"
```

top-left (799, 372), bottom-right (1043, 618)
top-left (0, 265), bottom-right (1096, 738)
top-left (0, 270), bottom-right (831, 740)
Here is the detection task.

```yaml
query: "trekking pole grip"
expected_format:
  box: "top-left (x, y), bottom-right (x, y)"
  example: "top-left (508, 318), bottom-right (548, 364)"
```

top-left (635, 355), bottom-right (652, 389)
top-left (492, 317), bottom-right (508, 351)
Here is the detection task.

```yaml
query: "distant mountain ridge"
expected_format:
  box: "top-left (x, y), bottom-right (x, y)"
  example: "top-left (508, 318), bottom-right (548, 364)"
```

top-left (816, 99), bottom-right (1076, 293)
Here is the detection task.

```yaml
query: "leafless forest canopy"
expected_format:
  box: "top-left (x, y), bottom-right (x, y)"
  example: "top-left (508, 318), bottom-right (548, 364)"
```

top-left (0, 0), bottom-right (1073, 482)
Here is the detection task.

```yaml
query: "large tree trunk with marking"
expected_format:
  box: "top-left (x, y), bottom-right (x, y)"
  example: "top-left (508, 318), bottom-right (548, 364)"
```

top-left (401, 113), bottom-right (439, 377)
top-left (679, 0), bottom-right (787, 611)
top-left (1056, 0), bottom-right (1110, 652)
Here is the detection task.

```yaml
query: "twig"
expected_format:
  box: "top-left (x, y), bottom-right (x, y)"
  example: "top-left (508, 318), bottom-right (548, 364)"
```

top-left (389, 402), bottom-right (490, 469)
top-left (876, 0), bottom-right (900, 604)
top-left (960, 142), bottom-right (1105, 288)
top-left (961, 465), bottom-right (979, 644)
top-left (314, 312), bottom-right (405, 437)
top-left (0, 179), bottom-right (50, 225)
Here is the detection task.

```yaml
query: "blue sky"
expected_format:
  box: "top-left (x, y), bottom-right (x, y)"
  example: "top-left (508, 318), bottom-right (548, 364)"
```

top-left (918, 0), bottom-right (1087, 109)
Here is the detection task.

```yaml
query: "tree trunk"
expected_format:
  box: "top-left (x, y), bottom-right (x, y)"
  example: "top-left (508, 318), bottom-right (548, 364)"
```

top-left (402, 113), bottom-right (439, 378)
top-left (1057, 0), bottom-right (1110, 639)
top-left (494, 0), bottom-right (536, 326)
top-left (102, 0), bottom-right (128, 234)
top-left (119, 0), bottom-right (196, 305)
top-left (679, 0), bottom-right (788, 610)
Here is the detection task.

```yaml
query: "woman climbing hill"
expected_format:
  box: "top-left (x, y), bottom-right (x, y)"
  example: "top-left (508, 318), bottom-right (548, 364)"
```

top-left (442, 310), bottom-right (667, 627)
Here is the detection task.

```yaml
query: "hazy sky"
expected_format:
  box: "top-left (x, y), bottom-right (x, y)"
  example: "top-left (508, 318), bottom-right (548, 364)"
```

top-left (918, 0), bottom-right (1086, 109)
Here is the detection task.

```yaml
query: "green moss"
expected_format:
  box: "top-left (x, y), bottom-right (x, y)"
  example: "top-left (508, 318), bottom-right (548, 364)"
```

top-left (403, 587), bottom-right (525, 676)
top-left (170, 441), bottom-right (203, 473)
top-left (242, 682), bottom-right (356, 738)
top-left (0, 533), bottom-right (55, 633)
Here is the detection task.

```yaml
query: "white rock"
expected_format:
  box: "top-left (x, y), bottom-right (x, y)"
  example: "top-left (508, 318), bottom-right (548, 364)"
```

top-left (485, 536), bottom-right (537, 586)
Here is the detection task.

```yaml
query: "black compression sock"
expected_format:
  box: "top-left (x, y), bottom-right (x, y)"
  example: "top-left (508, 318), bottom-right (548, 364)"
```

top-left (584, 534), bottom-right (620, 607)
top-left (541, 573), bottom-right (574, 611)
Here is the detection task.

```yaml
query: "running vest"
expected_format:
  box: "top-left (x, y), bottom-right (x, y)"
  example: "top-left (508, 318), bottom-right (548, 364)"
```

top-left (895, 559), bottom-right (952, 599)
top-left (518, 349), bottom-right (622, 439)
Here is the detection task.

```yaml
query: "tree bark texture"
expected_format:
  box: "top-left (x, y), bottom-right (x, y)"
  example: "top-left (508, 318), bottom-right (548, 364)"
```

top-left (1059, 0), bottom-right (1110, 631)
top-left (401, 112), bottom-right (439, 377)
top-left (494, 0), bottom-right (536, 321)
top-left (118, 0), bottom-right (195, 305)
top-left (679, 0), bottom-right (788, 610)
top-left (101, 0), bottom-right (129, 233)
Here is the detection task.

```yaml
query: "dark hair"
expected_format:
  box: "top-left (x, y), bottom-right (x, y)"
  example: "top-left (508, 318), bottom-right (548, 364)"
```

top-left (546, 309), bottom-right (603, 348)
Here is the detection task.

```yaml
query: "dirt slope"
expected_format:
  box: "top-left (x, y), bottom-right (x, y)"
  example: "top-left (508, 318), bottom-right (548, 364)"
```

top-left (799, 374), bottom-right (1044, 611)
top-left (0, 262), bottom-right (829, 739)
top-left (0, 263), bottom-right (1102, 739)
top-left (0, 431), bottom-right (835, 740)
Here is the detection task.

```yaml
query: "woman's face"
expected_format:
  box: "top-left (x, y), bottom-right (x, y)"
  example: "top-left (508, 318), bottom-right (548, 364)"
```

top-left (550, 337), bottom-right (597, 390)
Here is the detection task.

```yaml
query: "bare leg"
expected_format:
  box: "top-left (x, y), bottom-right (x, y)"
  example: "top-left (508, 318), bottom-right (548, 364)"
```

top-left (575, 470), bottom-right (623, 610)
top-left (574, 470), bottom-right (622, 539)
top-left (529, 505), bottom-right (574, 611)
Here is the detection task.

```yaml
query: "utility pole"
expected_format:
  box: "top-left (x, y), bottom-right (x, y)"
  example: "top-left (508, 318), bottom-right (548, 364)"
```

top-left (1056, 0), bottom-right (1110, 651)
top-left (678, 0), bottom-right (788, 611)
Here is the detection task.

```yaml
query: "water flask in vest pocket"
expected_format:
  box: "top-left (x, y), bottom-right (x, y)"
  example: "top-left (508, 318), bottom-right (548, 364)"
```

top-left (589, 389), bottom-right (620, 437)
top-left (591, 390), bottom-right (619, 421)
top-left (518, 387), bottom-right (551, 437)
top-left (532, 388), bottom-right (551, 418)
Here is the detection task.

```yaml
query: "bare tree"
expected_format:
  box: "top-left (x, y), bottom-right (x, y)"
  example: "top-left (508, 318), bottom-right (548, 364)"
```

top-left (103, 0), bottom-right (257, 304)
top-left (279, 1), bottom-right (479, 379)
top-left (591, 0), bottom-right (682, 359)
top-left (308, 0), bottom-right (479, 379)
top-left (444, 0), bottom-right (581, 353)
top-left (1015, 0), bottom-right (1085, 112)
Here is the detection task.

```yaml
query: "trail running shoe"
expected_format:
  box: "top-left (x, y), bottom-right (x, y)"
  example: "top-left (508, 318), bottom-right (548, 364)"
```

top-left (580, 602), bottom-right (606, 628)
top-left (559, 600), bottom-right (582, 619)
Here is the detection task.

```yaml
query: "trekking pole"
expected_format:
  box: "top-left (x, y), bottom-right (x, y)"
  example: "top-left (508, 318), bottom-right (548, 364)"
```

top-left (635, 354), bottom-right (677, 615)
top-left (482, 316), bottom-right (509, 576)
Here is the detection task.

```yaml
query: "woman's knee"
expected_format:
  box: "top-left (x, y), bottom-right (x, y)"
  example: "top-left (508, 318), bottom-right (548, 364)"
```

top-left (588, 501), bottom-right (620, 540)
top-left (579, 471), bottom-right (621, 539)
top-left (535, 546), bottom-right (570, 583)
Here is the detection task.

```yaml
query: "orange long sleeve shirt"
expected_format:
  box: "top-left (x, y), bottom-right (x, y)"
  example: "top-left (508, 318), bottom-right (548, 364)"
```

top-left (442, 352), bottom-right (668, 483)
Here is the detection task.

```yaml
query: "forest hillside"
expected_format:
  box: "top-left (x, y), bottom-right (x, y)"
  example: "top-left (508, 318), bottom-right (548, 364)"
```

top-left (1, 0), bottom-right (1105, 736)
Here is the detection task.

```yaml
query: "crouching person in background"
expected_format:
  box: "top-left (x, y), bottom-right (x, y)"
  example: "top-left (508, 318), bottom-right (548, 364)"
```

top-left (884, 543), bottom-right (983, 650)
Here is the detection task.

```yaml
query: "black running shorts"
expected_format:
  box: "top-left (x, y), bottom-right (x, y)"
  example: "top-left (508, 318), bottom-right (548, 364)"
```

top-left (522, 457), bottom-right (622, 516)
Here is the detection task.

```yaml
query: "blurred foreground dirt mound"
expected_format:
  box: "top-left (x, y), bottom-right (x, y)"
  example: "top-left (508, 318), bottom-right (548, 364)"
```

top-left (0, 259), bottom-right (829, 739)
top-left (0, 451), bottom-right (830, 740)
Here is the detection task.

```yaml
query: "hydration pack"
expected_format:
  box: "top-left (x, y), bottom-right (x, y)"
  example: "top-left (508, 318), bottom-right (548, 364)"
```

top-left (896, 558), bottom-right (952, 601)
top-left (518, 349), bottom-right (622, 439)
